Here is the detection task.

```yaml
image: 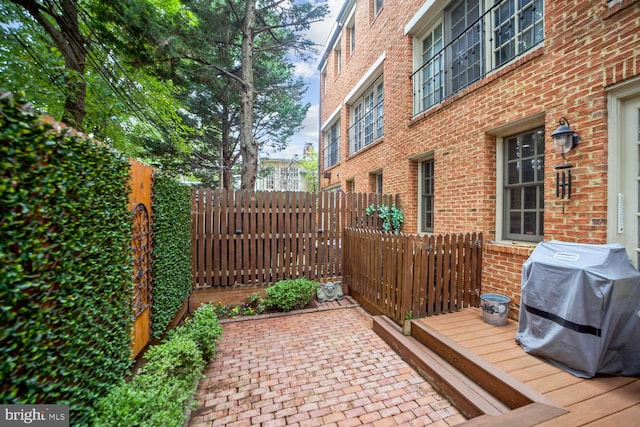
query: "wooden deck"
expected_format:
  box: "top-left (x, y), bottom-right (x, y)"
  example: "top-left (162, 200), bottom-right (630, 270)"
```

top-left (418, 308), bottom-right (640, 426)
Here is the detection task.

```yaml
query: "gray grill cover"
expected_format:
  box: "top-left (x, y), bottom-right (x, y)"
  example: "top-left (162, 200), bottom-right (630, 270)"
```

top-left (516, 241), bottom-right (640, 378)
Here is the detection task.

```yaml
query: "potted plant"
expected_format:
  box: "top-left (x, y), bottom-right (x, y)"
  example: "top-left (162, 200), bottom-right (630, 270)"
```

top-left (402, 312), bottom-right (412, 336)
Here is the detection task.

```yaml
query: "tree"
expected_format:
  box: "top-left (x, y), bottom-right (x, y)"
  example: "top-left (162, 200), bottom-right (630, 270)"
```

top-left (147, 0), bottom-right (318, 189)
top-left (299, 143), bottom-right (319, 192)
top-left (1, 0), bottom-right (193, 156)
top-left (6, 0), bottom-right (86, 128)
top-left (232, 0), bottom-right (328, 189)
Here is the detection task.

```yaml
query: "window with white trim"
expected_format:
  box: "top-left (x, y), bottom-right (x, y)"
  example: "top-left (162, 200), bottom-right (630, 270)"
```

top-left (504, 128), bottom-right (544, 241)
top-left (349, 75), bottom-right (384, 154)
top-left (374, 0), bottom-right (383, 17)
top-left (321, 67), bottom-right (327, 95)
top-left (411, 0), bottom-right (544, 115)
top-left (418, 22), bottom-right (443, 112)
top-left (347, 17), bottom-right (356, 56)
top-left (371, 171), bottom-right (383, 194)
top-left (420, 159), bottom-right (435, 233)
top-left (335, 41), bottom-right (342, 75)
top-left (323, 120), bottom-right (340, 169)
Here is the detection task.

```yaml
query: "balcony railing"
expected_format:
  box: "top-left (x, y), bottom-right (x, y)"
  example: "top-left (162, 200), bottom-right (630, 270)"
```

top-left (348, 100), bottom-right (384, 154)
top-left (412, 0), bottom-right (543, 116)
top-left (323, 135), bottom-right (340, 169)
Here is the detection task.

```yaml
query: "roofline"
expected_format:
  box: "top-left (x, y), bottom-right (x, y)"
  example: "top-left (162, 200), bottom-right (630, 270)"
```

top-left (317, 0), bottom-right (356, 72)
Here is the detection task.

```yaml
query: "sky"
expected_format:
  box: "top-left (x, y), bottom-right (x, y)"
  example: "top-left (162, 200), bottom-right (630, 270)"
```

top-left (264, 0), bottom-right (342, 160)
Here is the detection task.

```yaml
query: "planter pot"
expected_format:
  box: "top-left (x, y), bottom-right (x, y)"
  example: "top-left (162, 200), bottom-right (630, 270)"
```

top-left (402, 319), bottom-right (412, 336)
top-left (480, 293), bottom-right (510, 326)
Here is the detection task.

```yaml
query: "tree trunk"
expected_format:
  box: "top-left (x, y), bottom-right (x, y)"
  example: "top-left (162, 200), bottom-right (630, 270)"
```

top-left (239, 0), bottom-right (258, 190)
top-left (11, 0), bottom-right (87, 129)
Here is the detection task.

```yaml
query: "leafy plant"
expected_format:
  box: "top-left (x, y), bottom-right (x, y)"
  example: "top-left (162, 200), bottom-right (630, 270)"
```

top-left (93, 336), bottom-right (202, 427)
top-left (265, 278), bottom-right (319, 312)
top-left (151, 174), bottom-right (193, 338)
top-left (366, 204), bottom-right (405, 233)
top-left (175, 303), bottom-right (224, 361)
top-left (212, 302), bottom-right (263, 319)
top-left (93, 303), bottom-right (222, 427)
top-left (143, 334), bottom-right (205, 379)
top-left (0, 92), bottom-right (132, 424)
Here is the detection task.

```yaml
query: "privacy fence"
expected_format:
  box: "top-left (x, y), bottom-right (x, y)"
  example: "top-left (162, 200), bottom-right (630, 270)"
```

top-left (344, 228), bottom-right (483, 324)
top-left (191, 189), bottom-right (399, 288)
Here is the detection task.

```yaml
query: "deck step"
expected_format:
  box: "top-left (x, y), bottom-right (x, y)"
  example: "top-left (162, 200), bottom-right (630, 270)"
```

top-left (372, 315), bottom-right (568, 425)
top-left (373, 315), bottom-right (509, 418)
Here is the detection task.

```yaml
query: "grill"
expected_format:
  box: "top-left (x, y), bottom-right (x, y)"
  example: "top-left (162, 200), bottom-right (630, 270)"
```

top-left (516, 241), bottom-right (640, 378)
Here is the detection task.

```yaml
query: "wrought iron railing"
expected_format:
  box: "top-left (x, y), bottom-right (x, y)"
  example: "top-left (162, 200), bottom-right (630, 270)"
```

top-left (323, 134), bottom-right (340, 169)
top-left (411, 0), bottom-right (543, 116)
top-left (348, 76), bottom-right (384, 154)
top-left (348, 100), bottom-right (384, 154)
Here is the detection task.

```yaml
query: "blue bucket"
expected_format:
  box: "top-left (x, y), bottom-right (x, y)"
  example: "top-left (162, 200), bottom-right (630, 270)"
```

top-left (480, 293), bottom-right (510, 326)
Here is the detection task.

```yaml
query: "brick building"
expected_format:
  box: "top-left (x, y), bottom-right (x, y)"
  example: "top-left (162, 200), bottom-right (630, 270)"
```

top-left (317, 0), bottom-right (640, 315)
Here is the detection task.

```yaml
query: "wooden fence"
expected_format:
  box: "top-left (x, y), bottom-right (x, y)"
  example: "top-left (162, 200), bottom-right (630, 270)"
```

top-left (191, 189), bottom-right (398, 288)
top-left (343, 228), bottom-right (483, 325)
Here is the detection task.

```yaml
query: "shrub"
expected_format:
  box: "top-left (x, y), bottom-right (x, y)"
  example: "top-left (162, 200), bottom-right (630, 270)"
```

top-left (142, 335), bottom-right (205, 380)
top-left (93, 303), bottom-right (222, 427)
top-left (93, 335), bottom-right (202, 427)
top-left (265, 278), bottom-right (319, 312)
top-left (168, 303), bottom-right (223, 361)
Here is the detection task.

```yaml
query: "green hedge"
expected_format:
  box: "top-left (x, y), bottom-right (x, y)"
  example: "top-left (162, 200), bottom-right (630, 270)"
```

top-left (151, 174), bottom-right (192, 338)
top-left (0, 92), bottom-right (133, 424)
top-left (93, 303), bottom-right (223, 427)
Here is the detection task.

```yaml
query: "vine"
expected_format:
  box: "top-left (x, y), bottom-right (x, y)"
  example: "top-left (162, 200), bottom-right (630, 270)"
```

top-left (366, 203), bottom-right (405, 233)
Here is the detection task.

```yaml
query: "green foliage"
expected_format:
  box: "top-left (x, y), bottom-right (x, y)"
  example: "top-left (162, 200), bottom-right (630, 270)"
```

top-left (211, 302), bottom-right (263, 319)
top-left (265, 278), bottom-right (319, 312)
top-left (299, 145), bottom-right (318, 192)
top-left (170, 303), bottom-right (224, 362)
top-left (142, 334), bottom-right (205, 380)
top-left (93, 303), bottom-right (222, 427)
top-left (366, 204), bottom-right (405, 233)
top-left (151, 174), bottom-right (192, 339)
top-left (0, 92), bottom-right (133, 424)
top-left (93, 336), bottom-right (203, 427)
top-left (1, 1), bottom-right (195, 159)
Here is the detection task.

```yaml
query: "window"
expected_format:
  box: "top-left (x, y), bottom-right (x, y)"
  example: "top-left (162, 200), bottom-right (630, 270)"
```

top-left (323, 120), bottom-right (340, 169)
top-left (411, 0), bottom-right (544, 115)
top-left (321, 68), bottom-right (327, 95)
top-left (335, 42), bottom-right (342, 74)
top-left (349, 76), bottom-right (384, 154)
top-left (371, 171), bottom-right (383, 194)
top-left (374, 0), bottom-right (383, 16)
top-left (493, 0), bottom-right (544, 67)
top-left (449, 0), bottom-right (481, 93)
top-left (347, 13), bottom-right (356, 55)
top-left (504, 128), bottom-right (544, 241)
top-left (418, 22), bottom-right (443, 112)
top-left (420, 159), bottom-right (435, 232)
top-left (275, 165), bottom-right (301, 191)
top-left (347, 179), bottom-right (355, 193)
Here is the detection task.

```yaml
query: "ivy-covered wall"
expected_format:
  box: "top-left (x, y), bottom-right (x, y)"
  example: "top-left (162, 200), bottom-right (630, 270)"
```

top-left (0, 93), bottom-right (134, 425)
top-left (151, 174), bottom-right (192, 338)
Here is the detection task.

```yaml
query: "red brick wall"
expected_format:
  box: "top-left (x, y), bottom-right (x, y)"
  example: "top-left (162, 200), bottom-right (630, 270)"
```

top-left (319, 0), bottom-right (640, 313)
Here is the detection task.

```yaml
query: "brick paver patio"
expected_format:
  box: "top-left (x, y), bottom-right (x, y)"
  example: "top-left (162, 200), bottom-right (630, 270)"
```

top-left (189, 302), bottom-right (465, 426)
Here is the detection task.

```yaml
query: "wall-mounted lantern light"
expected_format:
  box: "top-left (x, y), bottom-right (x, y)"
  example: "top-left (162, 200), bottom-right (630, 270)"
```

top-left (551, 117), bottom-right (579, 199)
